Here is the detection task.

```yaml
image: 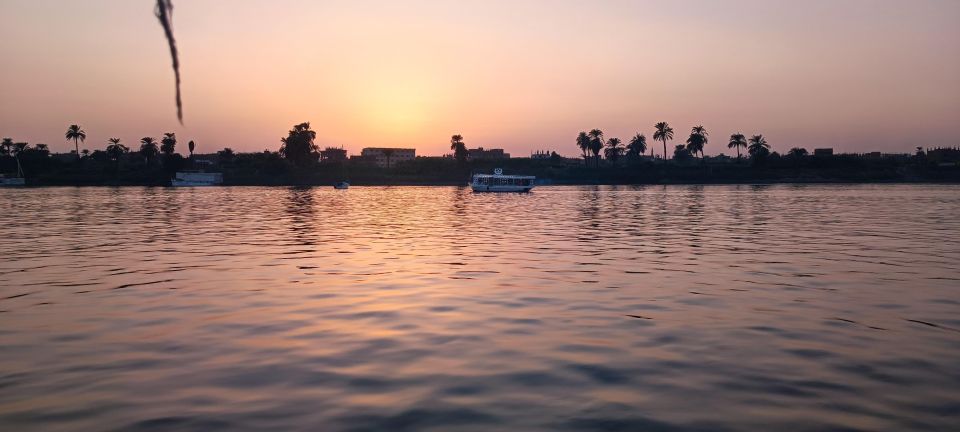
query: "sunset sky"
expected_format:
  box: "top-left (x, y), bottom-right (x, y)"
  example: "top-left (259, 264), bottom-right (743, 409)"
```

top-left (1, 0), bottom-right (958, 157)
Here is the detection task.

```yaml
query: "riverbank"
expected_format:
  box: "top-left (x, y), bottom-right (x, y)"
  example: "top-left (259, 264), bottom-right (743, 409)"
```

top-left (5, 149), bottom-right (960, 187)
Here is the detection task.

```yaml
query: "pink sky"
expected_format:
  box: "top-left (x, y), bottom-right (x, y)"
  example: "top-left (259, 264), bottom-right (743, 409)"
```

top-left (1, 0), bottom-right (958, 157)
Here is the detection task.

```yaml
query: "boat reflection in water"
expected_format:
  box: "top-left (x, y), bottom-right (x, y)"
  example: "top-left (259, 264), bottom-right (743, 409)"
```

top-left (470, 168), bottom-right (535, 192)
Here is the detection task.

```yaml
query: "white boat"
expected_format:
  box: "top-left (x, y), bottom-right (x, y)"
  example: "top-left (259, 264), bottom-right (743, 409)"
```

top-left (171, 171), bottom-right (223, 187)
top-left (334, 181), bottom-right (350, 190)
top-left (470, 168), bottom-right (535, 192)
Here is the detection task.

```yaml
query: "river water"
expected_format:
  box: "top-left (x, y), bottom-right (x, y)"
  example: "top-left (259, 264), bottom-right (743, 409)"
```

top-left (1, 185), bottom-right (958, 431)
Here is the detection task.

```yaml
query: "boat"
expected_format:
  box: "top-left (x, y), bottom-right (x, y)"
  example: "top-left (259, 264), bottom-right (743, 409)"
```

top-left (1, 158), bottom-right (26, 186)
top-left (470, 168), bottom-right (535, 192)
top-left (334, 181), bottom-right (350, 190)
top-left (0, 175), bottom-right (25, 187)
top-left (171, 171), bottom-right (223, 187)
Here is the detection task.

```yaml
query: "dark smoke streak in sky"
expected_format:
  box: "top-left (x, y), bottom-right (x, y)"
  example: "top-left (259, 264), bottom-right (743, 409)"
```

top-left (155, 0), bottom-right (182, 124)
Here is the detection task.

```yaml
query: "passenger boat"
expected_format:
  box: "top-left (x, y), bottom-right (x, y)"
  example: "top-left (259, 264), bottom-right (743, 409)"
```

top-left (470, 168), bottom-right (535, 192)
top-left (334, 181), bottom-right (350, 190)
top-left (171, 171), bottom-right (223, 187)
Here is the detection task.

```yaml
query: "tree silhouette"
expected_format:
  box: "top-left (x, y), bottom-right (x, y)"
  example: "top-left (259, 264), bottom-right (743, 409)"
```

top-left (627, 133), bottom-right (647, 159)
top-left (653, 122), bottom-right (674, 159)
top-left (686, 125), bottom-right (707, 158)
top-left (588, 129), bottom-right (604, 168)
top-left (140, 137), bottom-right (159, 165)
top-left (188, 140), bottom-right (195, 157)
top-left (160, 133), bottom-right (177, 155)
top-left (0, 138), bottom-right (12, 156)
top-left (748, 134), bottom-right (771, 158)
top-left (106, 138), bottom-right (129, 168)
top-left (728, 133), bottom-right (747, 159)
top-left (576, 132), bottom-right (591, 164)
top-left (279, 122), bottom-right (319, 166)
top-left (605, 137), bottom-right (623, 165)
top-left (673, 144), bottom-right (692, 161)
top-left (65, 125), bottom-right (86, 160)
top-left (686, 133), bottom-right (705, 159)
top-left (450, 134), bottom-right (468, 165)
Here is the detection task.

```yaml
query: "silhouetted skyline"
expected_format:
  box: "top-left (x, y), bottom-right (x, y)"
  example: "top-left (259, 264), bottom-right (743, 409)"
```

top-left (1, 0), bottom-right (958, 156)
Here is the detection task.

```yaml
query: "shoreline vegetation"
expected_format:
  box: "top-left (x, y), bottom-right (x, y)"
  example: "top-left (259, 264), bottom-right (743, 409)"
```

top-left (2, 122), bottom-right (959, 187)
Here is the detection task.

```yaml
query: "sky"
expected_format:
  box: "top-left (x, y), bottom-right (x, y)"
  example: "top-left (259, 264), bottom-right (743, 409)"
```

top-left (1, 0), bottom-right (958, 157)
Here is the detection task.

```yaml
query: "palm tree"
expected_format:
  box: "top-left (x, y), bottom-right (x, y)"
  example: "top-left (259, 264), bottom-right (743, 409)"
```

top-left (106, 138), bottom-right (129, 166)
top-left (0, 138), bottom-right (12, 156)
top-left (686, 133), bottom-right (705, 159)
top-left (65, 125), bottom-right (86, 160)
top-left (728, 133), bottom-right (747, 159)
top-left (160, 132), bottom-right (177, 155)
top-left (35, 143), bottom-right (49, 153)
top-left (748, 134), bottom-right (770, 158)
top-left (576, 132), bottom-right (591, 164)
top-left (653, 122), bottom-right (674, 159)
top-left (627, 133), bottom-right (647, 159)
top-left (687, 125), bottom-right (707, 158)
top-left (787, 147), bottom-right (808, 158)
top-left (140, 137), bottom-right (159, 164)
top-left (188, 140), bottom-right (196, 157)
top-left (450, 134), bottom-right (468, 164)
top-left (587, 129), bottom-right (604, 168)
top-left (604, 137), bottom-right (623, 165)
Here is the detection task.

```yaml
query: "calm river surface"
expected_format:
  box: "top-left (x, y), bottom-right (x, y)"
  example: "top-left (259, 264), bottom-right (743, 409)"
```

top-left (1, 185), bottom-right (958, 431)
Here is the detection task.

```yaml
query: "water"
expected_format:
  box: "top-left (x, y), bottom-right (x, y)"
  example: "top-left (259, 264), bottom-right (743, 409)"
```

top-left (1, 185), bottom-right (958, 431)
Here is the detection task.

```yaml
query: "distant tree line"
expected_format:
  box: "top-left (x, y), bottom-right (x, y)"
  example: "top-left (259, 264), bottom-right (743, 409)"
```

top-left (1, 122), bottom-right (958, 186)
top-left (576, 122), bottom-right (775, 166)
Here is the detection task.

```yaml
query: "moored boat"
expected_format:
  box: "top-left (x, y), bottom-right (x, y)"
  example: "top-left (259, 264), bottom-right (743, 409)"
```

top-left (171, 171), bottom-right (223, 187)
top-left (1, 158), bottom-right (26, 186)
top-left (0, 175), bottom-right (25, 187)
top-left (334, 181), bottom-right (350, 190)
top-left (470, 168), bottom-right (535, 192)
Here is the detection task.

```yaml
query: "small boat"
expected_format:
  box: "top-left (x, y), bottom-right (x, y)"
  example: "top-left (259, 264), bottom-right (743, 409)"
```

top-left (1, 158), bottom-right (26, 186)
top-left (0, 175), bottom-right (25, 187)
top-left (470, 168), bottom-right (535, 192)
top-left (334, 181), bottom-right (350, 190)
top-left (171, 171), bottom-right (223, 187)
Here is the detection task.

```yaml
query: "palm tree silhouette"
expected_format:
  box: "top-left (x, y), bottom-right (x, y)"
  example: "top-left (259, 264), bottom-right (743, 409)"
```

top-left (587, 129), bottom-right (604, 168)
top-left (0, 138), bottom-right (12, 156)
top-left (160, 132), bottom-right (177, 155)
top-left (627, 133), bottom-right (647, 159)
top-left (106, 138), bottom-right (129, 167)
top-left (686, 134), bottom-right (705, 159)
top-left (728, 133), bottom-right (747, 159)
top-left (787, 147), bottom-right (808, 158)
top-left (653, 122), bottom-right (674, 159)
top-left (687, 125), bottom-right (707, 158)
top-left (140, 137), bottom-right (159, 165)
top-left (188, 140), bottom-right (196, 157)
top-left (748, 134), bottom-right (770, 158)
top-left (450, 134), bottom-right (468, 164)
top-left (576, 132), bottom-right (591, 164)
top-left (65, 125), bottom-right (86, 160)
top-left (605, 137), bottom-right (623, 165)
